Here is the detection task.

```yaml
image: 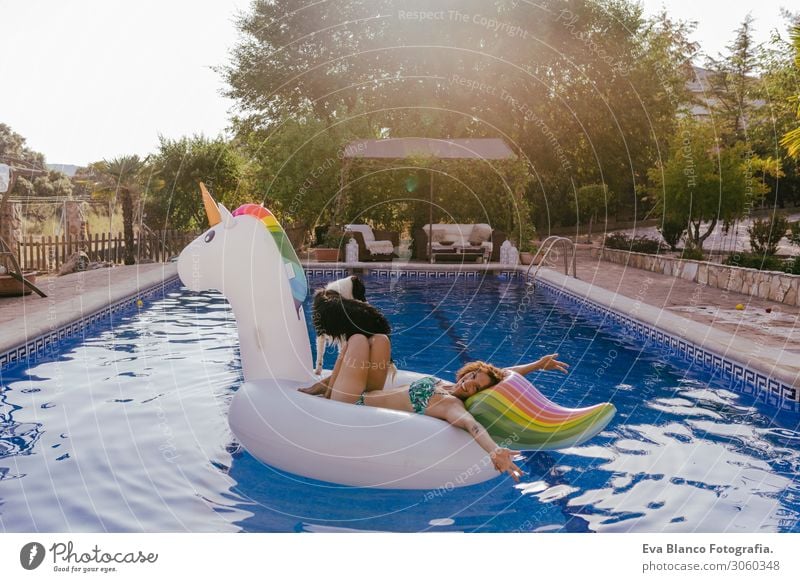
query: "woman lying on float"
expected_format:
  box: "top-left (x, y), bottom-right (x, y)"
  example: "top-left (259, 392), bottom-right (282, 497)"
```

top-left (301, 336), bottom-right (569, 482)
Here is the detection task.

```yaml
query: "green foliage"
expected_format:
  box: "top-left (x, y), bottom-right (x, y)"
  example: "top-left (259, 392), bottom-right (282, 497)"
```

top-left (648, 121), bottom-right (747, 251)
top-left (237, 113), bottom-right (352, 234)
top-left (704, 15), bottom-right (758, 143)
top-left (223, 0), bottom-right (697, 226)
top-left (573, 184), bottom-right (614, 241)
top-left (724, 253), bottom-right (790, 272)
top-left (604, 232), bottom-right (665, 254)
top-left (779, 25), bottom-right (800, 159)
top-left (0, 123), bottom-right (72, 198)
top-left (658, 216), bottom-right (686, 250)
top-left (748, 215), bottom-right (789, 255)
top-left (749, 21), bottom-right (800, 207)
top-left (680, 245), bottom-right (705, 261)
top-left (785, 255), bottom-right (800, 275)
top-left (237, 106), bottom-right (534, 241)
top-left (346, 156), bottom-right (533, 238)
top-left (789, 221), bottom-right (800, 247)
top-left (95, 155), bottom-right (148, 265)
top-left (147, 135), bottom-right (246, 231)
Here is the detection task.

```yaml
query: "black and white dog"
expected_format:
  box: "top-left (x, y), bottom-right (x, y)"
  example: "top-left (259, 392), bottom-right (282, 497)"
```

top-left (313, 275), bottom-right (391, 374)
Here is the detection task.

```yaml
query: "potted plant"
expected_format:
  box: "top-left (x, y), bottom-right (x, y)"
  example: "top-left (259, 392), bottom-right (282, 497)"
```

top-left (314, 225), bottom-right (345, 262)
top-left (518, 240), bottom-right (539, 265)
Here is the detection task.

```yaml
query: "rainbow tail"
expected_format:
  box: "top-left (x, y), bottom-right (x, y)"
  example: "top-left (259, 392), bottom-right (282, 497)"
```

top-left (466, 372), bottom-right (616, 451)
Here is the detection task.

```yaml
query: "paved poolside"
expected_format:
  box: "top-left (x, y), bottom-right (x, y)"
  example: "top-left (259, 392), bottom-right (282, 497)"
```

top-left (538, 248), bottom-right (800, 389)
top-left (0, 263), bottom-right (178, 357)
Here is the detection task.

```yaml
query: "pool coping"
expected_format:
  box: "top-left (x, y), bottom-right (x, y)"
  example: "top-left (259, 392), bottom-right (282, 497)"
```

top-left (2, 261), bottom-right (797, 410)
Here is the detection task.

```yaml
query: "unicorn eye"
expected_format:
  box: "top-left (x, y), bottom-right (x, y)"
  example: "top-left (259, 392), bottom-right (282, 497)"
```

top-left (204, 230), bottom-right (216, 243)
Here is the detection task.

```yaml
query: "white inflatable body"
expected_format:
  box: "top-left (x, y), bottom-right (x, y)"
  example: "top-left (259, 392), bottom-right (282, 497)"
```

top-left (177, 196), bottom-right (497, 489)
top-left (230, 371), bottom-right (495, 489)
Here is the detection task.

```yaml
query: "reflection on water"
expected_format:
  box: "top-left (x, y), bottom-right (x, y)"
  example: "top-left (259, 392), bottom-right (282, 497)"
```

top-left (0, 277), bottom-right (798, 532)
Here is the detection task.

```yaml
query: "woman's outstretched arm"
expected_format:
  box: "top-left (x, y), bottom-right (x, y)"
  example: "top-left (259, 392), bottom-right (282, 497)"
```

top-left (505, 353), bottom-right (569, 376)
top-left (432, 399), bottom-right (524, 482)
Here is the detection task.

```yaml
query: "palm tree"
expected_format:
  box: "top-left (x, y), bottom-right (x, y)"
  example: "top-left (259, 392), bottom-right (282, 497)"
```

top-left (780, 25), bottom-right (800, 158)
top-left (97, 155), bottom-right (145, 265)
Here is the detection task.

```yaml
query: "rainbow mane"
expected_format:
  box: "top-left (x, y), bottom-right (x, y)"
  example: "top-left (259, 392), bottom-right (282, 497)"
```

top-left (232, 204), bottom-right (307, 313)
top-left (466, 372), bottom-right (615, 451)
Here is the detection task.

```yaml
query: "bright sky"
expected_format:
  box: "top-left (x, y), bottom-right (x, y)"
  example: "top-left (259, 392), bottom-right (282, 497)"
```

top-left (0, 0), bottom-right (794, 167)
top-left (638, 0), bottom-right (793, 58)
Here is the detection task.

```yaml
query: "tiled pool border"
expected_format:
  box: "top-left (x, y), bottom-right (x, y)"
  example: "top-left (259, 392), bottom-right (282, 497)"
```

top-left (3, 267), bottom-right (796, 412)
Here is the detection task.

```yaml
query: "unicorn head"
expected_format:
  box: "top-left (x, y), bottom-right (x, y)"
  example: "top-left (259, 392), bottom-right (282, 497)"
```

top-left (177, 183), bottom-right (313, 383)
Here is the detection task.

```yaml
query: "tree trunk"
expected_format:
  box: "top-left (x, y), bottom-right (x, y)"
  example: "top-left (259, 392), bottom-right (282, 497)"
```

top-left (121, 189), bottom-right (136, 265)
top-left (689, 221), bottom-right (701, 250)
top-left (697, 217), bottom-right (717, 251)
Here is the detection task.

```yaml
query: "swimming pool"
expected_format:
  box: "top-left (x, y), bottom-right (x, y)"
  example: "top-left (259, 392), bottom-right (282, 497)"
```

top-left (1, 275), bottom-right (798, 532)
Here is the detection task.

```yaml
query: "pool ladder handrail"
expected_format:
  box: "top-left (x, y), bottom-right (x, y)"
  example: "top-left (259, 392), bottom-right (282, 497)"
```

top-left (525, 236), bottom-right (578, 281)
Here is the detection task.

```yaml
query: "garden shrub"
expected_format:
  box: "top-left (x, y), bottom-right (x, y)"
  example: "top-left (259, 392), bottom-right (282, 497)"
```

top-left (658, 218), bottom-right (686, 251)
top-left (784, 255), bottom-right (800, 275)
top-left (789, 221), bottom-right (800, 247)
top-left (724, 253), bottom-right (786, 272)
top-left (748, 215), bottom-right (789, 255)
top-left (603, 232), bottom-right (632, 250)
top-left (604, 232), bottom-right (665, 254)
top-left (680, 246), bottom-right (704, 261)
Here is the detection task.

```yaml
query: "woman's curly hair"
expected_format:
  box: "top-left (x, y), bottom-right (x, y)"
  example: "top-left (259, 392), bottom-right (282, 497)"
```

top-left (455, 361), bottom-right (506, 389)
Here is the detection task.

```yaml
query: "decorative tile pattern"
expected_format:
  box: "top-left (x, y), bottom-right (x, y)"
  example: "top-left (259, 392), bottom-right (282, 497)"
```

top-left (0, 275), bottom-right (183, 371)
top-left (304, 268), bottom-right (349, 279)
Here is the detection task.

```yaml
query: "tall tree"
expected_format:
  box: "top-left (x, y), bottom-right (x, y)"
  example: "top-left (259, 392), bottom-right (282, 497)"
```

top-left (0, 123), bottom-right (72, 198)
top-left (223, 0), bottom-right (697, 228)
top-left (779, 24), bottom-right (800, 159)
top-left (705, 15), bottom-right (759, 143)
top-left (147, 135), bottom-right (246, 231)
top-left (96, 156), bottom-right (147, 265)
top-left (648, 122), bottom-right (748, 251)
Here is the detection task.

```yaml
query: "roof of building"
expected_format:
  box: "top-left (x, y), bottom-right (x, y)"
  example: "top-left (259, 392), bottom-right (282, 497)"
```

top-left (342, 138), bottom-right (517, 160)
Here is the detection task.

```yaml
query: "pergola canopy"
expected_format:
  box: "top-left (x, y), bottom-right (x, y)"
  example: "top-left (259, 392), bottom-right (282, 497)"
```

top-left (342, 138), bottom-right (516, 160)
top-left (335, 137), bottom-right (530, 249)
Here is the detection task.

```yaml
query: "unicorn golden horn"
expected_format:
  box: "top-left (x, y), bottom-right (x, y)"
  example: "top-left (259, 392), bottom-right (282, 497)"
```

top-left (200, 182), bottom-right (221, 227)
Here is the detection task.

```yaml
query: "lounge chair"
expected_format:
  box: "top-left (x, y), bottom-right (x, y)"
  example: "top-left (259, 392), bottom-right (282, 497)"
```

top-left (413, 223), bottom-right (506, 262)
top-left (343, 224), bottom-right (399, 262)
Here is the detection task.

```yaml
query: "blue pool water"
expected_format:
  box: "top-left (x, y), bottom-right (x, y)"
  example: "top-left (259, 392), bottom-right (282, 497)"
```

top-left (1, 275), bottom-right (799, 532)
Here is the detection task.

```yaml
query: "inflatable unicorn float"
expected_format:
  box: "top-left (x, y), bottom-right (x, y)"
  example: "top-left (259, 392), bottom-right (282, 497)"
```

top-left (177, 185), bottom-right (615, 489)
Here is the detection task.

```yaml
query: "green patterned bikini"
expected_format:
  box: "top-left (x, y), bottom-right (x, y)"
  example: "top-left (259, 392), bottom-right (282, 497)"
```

top-left (355, 376), bottom-right (440, 413)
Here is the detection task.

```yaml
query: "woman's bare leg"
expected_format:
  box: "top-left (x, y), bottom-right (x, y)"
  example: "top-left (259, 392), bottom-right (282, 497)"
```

top-left (365, 334), bottom-right (391, 391)
top-left (329, 334), bottom-right (369, 403)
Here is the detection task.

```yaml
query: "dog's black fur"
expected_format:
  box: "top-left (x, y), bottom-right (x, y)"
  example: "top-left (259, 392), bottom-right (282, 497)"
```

top-left (312, 288), bottom-right (390, 341)
top-left (349, 276), bottom-right (367, 302)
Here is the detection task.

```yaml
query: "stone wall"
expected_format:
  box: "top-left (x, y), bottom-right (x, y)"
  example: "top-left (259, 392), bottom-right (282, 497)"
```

top-left (596, 247), bottom-right (800, 307)
top-left (0, 201), bottom-right (22, 253)
top-left (64, 200), bottom-right (87, 240)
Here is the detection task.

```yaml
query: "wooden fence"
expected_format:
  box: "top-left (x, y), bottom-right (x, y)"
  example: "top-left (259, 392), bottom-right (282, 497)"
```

top-left (16, 230), bottom-right (199, 272)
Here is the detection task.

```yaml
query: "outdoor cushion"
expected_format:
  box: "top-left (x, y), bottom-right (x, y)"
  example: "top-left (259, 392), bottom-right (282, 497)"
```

top-left (468, 224), bottom-right (492, 245)
top-left (431, 229), bottom-right (448, 243)
top-left (424, 223), bottom-right (493, 250)
top-left (345, 224), bottom-right (375, 243)
top-left (366, 240), bottom-right (394, 255)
